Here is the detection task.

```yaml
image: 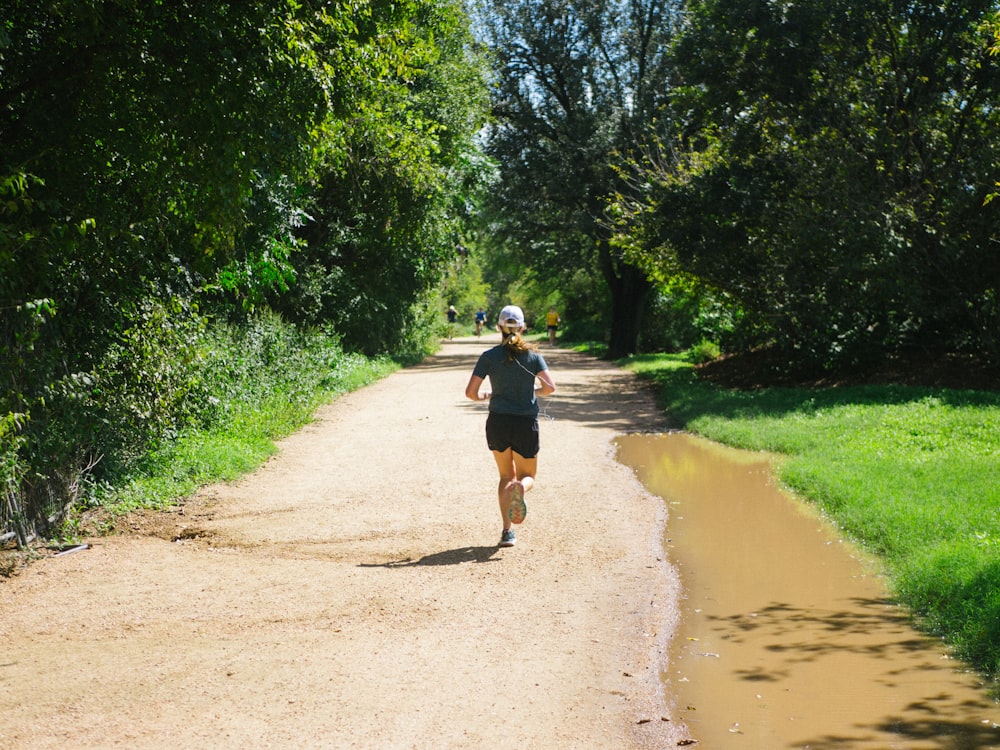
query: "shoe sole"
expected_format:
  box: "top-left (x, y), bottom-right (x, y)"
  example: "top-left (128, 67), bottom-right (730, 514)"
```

top-left (499, 537), bottom-right (516, 548)
top-left (508, 484), bottom-right (527, 525)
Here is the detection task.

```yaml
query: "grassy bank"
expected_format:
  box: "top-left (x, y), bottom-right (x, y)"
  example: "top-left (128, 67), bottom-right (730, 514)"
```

top-left (622, 353), bottom-right (1000, 683)
top-left (74, 318), bottom-right (400, 534)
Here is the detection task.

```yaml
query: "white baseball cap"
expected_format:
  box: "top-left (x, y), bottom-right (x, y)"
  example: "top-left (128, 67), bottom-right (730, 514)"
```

top-left (498, 305), bottom-right (525, 330)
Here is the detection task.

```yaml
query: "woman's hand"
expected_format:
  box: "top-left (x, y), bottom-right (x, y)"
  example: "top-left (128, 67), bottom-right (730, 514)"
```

top-left (465, 374), bottom-right (487, 402)
top-left (535, 370), bottom-right (556, 397)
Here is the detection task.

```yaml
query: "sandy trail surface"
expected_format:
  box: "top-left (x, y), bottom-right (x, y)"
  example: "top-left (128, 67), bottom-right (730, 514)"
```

top-left (0, 337), bottom-right (684, 749)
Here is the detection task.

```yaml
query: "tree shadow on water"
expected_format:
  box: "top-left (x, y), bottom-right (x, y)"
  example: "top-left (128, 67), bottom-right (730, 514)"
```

top-left (708, 597), bottom-right (923, 654)
top-left (358, 545), bottom-right (502, 568)
top-left (797, 717), bottom-right (1000, 750)
top-left (706, 597), bottom-right (1000, 748)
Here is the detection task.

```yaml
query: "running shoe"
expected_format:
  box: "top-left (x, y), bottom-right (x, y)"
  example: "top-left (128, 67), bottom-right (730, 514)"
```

top-left (508, 483), bottom-right (527, 525)
top-left (499, 529), bottom-right (516, 547)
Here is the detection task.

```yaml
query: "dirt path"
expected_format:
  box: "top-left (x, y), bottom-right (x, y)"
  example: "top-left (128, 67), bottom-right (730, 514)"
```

top-left (0, 337), bottom-right (684, 749)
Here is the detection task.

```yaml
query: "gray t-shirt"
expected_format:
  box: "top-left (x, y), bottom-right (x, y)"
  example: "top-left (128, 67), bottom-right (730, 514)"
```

top-left (472, 346), bottom-right (548, 417)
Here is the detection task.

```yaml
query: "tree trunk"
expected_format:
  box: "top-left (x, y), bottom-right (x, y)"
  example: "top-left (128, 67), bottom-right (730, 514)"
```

top-left (601, 243), bottom-right (652, 359)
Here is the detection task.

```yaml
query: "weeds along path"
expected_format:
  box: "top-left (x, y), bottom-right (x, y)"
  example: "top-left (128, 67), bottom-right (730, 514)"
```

top-left (0, 336), bottom-right (682, 749)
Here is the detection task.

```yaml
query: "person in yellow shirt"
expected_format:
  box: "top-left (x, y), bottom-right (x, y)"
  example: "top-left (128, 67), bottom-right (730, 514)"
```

top-left (545, 306), bottom-right (561, 346)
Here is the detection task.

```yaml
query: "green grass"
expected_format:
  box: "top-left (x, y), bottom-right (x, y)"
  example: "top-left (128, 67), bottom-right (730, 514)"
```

top-left (86, 334), bottom-right (397, 522)
top-left (567, 340), bottom-right (608, 358)
top-left (621, 352), bottom-right (1000, 681)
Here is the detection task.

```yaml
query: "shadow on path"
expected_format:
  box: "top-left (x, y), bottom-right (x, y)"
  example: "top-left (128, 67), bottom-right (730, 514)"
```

top-left (359, 546), bottom-right (502, 568)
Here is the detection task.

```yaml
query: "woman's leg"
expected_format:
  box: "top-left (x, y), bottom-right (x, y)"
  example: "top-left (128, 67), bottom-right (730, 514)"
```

top-left (507, 452), bottom-right (536, 524)
top-left (491, 449), bottom-right (537, 528)
top-left (491, 448), bottom-right (516, 529)
top-left (512, 452), bottom-right (537, 496)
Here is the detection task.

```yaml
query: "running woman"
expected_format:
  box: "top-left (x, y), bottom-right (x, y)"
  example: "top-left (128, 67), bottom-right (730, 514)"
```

top-left (465, 305), bottom-right (556, 547)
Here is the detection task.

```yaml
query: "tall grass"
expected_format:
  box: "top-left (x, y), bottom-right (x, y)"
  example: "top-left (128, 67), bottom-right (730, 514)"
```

top-left (623, 353), bottom-right (1000, 681)
top-left (83, 313), bottom-right (397, 523)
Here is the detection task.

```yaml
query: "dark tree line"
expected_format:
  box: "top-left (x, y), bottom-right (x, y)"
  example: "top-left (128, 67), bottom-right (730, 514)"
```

top-left (1, 0), bottom-right (489, 539)
top-left (477, 0), bottom-right (1000, 370)
top-left (626, 0), bottom-right (1000, 370)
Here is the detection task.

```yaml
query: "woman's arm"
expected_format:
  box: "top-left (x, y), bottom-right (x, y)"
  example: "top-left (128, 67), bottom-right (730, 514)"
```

top-left (465, 374), bottom-right (490, 401)
top-left (535, 369), bottom-right (556, 397)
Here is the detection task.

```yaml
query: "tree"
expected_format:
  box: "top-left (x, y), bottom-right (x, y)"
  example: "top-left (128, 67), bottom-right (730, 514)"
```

top-left (277, 0), bottom-right (492, 355)
top-left (474, 0), bottom-right (679, 358)
top-left (0, 0), bottom-right (490, 534)
top-left (617, 0), bottom-right (1000, 370)
top-left (2, 1), bottom-right (342, 529)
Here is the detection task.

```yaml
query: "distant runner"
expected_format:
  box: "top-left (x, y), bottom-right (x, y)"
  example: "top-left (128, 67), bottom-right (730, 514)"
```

top-left (546, 306), bottom-right (561, 346)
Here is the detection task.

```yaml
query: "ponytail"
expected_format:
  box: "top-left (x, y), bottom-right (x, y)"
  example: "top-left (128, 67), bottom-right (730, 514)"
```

top-left (501, 327), bottom-right (536, 360)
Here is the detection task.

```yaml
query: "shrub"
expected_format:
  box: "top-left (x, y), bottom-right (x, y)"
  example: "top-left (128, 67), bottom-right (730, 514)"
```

top-left (688, 339), bottom-right (721, 364)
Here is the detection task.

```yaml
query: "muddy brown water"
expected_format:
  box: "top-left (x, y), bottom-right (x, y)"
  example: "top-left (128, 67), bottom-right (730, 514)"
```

top-left (615, 432), bottom-right (1000, 749)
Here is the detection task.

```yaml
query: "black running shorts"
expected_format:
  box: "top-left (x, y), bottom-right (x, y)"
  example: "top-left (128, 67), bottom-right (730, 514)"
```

top-left (485, 412), bottom-right (540, 458)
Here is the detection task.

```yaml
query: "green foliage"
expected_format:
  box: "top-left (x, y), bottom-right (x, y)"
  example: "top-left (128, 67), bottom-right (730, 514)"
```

top-left (280, 0), bottom-right (491, 356)
top-left (95, 297), bottom-right (208, 464)
top-left (624, 352), bottom-right (1000, 679)
top-left (1, 0), bottom-right (489, 542)
top-left (687, 339), bottom-right (721, 364)
top-left (555, 268), bottom-right (609, 343)
top-left (897, 545), bottom-right (1000, 677)
top-left (637, 279), bottom-right (735, 354)
top-left (91, 316), bottom-right (396, 517)
top-left (473, 0), bottom-right (676, 357)
top-left (440, 248), bottom-right (492, 332)
top-left (611, 0), bottom-right (1000, 372)
top-left (1, 1), bottom-right (343, 537)
top-left (0, 412), bottom-right (30, 547)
